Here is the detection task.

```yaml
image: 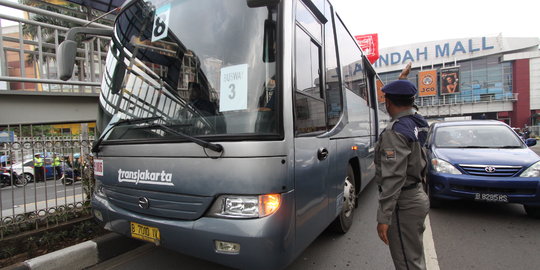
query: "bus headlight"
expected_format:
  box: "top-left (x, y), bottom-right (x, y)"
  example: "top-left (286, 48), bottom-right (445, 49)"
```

top-left (431, 158), bottom-right (461, 175)
top-left (207, 194), bottom-right (281, 218)
top-left (519, 161), bottom-right (540, 177)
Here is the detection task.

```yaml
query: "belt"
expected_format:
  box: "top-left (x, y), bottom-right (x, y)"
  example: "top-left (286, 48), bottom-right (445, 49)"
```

top-left (401, 182), bottom-right (419, 191)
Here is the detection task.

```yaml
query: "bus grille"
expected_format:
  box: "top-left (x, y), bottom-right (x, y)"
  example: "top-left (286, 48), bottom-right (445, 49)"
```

top-left (103, 185), bottom-right (213, 220)
top-left (458, 164), bottom-right (522, 177)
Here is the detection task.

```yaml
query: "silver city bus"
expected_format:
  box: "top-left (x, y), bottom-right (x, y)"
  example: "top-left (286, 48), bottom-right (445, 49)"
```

top-left (58, 0), bottom-right (389, 269)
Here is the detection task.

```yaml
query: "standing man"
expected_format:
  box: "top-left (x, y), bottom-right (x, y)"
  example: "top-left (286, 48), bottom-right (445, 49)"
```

top-left (375, 70), bottom-right (430, 269)
top-left (33, 154), bottom-right (44, 182)
top-left (52, 153), bottom-right (62, 179)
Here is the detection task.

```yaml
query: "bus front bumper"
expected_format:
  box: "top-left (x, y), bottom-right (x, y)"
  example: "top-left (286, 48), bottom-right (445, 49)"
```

top-left (91, 190), bottom-right (295, 270)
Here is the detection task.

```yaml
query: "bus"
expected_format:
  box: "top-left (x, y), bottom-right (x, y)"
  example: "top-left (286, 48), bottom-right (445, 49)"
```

top-left (58, 0), bottom-right (389, 269)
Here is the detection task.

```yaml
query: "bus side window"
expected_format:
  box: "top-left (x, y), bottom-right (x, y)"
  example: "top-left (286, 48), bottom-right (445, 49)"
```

top-left (294, 25), bottom-right (326, 135)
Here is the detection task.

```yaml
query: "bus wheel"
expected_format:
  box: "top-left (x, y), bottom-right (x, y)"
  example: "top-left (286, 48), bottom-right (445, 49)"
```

top-left (332, 165), bottom-right (356, 233)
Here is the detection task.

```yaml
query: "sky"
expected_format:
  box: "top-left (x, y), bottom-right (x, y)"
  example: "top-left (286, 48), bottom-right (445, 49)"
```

top-left (0, 0), bottom-right (23, 27)
top-left (330, 0), bottom-right (540, 49)
top-left (1, 0), bottom-right (539, 49)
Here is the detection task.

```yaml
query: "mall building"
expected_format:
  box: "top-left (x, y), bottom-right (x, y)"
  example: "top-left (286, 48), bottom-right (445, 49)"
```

top-left (373, 35), bottom-right (540, 128)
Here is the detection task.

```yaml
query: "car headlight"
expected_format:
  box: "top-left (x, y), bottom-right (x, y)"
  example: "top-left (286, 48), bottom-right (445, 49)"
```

top-left (519, 161), bottom-right (540, 177)
top-left (207, 194), bottom-right (281, 218)
top-left (431, 158), bottom-right (462, 174)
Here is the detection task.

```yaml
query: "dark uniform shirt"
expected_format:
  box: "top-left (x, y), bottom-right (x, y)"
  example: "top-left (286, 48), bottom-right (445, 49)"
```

top-left (375, 109), bottom-right (429, 224)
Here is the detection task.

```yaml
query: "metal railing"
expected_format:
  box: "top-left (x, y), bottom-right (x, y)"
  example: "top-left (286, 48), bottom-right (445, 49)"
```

top-left (417, 92), bottom-right (518, 107)
top-left (0, 0), bottom-right (112, 94)
top-left (0, 124), bottom-right (95, 240)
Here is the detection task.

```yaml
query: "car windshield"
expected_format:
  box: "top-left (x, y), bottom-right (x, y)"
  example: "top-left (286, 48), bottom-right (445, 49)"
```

top-left (97, 0), bottom-right (279, 143)
top-left (434, 125), bottom-right (524, 148)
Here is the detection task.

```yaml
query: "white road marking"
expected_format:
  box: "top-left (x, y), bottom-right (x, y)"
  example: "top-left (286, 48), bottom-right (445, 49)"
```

top-left (423, 214), bottom-right (440, 270)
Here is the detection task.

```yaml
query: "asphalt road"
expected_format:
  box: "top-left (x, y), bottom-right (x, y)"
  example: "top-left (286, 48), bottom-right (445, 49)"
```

top-left (0, 180), bottom-right (84, 216)
top-left (89, 143), bottom-right (540, 270)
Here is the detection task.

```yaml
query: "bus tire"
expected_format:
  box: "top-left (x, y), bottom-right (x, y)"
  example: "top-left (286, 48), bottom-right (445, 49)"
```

top-left (331, 165), bottom-right (356, 234)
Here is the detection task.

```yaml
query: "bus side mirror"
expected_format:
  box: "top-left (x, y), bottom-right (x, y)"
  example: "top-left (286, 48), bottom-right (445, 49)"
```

top-left (246, 0), bottom-right (280, 8)
top-left (56, 27), bottom-right (113, 81)
top-left (57, 40), bottom-right (78, 81)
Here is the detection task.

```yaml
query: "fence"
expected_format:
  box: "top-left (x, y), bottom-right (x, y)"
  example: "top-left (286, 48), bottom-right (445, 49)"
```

top-left (0, 124), bottom-right (95, 240)
top-left (0, 0), bottom-right (113, 93)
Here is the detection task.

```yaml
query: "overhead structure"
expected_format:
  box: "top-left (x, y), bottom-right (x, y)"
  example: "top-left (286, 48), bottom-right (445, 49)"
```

top-left (64, 0), bottom-right (126, 12)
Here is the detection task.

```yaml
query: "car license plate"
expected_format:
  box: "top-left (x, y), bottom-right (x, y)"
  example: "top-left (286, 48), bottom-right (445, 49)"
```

top-left (130, 222), bottom-right (160, 244)
top-left (474, 193), bottom-right (508, 203)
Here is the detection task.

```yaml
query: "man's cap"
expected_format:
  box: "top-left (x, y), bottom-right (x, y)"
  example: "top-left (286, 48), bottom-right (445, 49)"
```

top-left (382, 80), bottom-right (417, 96)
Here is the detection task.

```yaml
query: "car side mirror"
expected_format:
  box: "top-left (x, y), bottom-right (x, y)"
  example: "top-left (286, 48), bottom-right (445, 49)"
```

top-left (525, 138), bottom-right (537, 147)
top-left (57, 27), bottom-right (113, 81)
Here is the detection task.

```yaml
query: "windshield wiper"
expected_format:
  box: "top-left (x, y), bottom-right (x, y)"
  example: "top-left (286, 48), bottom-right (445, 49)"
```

top-left (460, 146), bottom-right (491, 148)
top-left (92, 116), bottom-right (162, 153)
top-left (141, 123), bottom-right (223, 152)
top-left (92, 116), bottom-right (223, 153)
top-left (499, 145), bottom-right (522, 149)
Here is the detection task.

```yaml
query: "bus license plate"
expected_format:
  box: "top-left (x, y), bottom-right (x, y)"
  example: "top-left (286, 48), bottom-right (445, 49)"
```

top-left (474, 193), bottom-right (508, 203)
top-left (130, 222), bottom-right (160, 244)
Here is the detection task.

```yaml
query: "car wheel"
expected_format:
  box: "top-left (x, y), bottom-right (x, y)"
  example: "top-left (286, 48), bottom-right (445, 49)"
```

top-left (427, 184), bottom-right (442, 208)
top-left (23, 173), bottom-right (34, 183)
top-left (523, 205), bottom-right (540, 218)
top-left (331, 165), bottom-right (356, 234)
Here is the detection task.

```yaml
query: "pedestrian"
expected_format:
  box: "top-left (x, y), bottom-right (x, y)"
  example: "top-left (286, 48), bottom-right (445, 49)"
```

top-left (33, 153), bottom-right (44, 182)
top-left (73, 154), bottom-right (81, 180)
top-left (523, 127), bottom-right (530, 139)
top-left (375, 71), bottom-right (430, 269)
top-left (52, 153), bottom-right (62, 179)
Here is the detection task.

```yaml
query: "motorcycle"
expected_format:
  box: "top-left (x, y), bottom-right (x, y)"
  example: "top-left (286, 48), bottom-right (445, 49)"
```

top-left (0, 168), bottom-right (27, 187)
top-left (58, 163), bottom-right (77, 186)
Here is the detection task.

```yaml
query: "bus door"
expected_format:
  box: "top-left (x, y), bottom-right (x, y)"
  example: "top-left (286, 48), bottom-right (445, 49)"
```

top-left (294, 136), bottom-right (330, 249)
top-left (293, 1), bottom-right (330, 248)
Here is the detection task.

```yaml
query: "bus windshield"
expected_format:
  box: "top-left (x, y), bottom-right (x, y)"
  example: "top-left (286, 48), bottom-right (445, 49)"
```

top-left (97, 0), bottom-right (279, 143)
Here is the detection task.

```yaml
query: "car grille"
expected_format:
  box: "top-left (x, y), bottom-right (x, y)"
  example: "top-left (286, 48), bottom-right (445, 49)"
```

top-left (103, 185), bottom-right (214, 221)
top-left (458, 164), bottom-right (522, 177)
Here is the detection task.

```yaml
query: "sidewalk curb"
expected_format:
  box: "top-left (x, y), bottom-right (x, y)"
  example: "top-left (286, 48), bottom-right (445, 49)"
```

top-left (3, 233), bottom-right (143, 270)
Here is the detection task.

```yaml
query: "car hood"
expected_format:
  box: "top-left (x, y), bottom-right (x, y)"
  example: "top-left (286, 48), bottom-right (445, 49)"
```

top-left (432, 147), bottom-right (540, 166)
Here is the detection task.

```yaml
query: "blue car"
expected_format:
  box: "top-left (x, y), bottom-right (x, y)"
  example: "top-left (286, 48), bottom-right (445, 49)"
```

top-left (425, 120), bottom-right (540, 218)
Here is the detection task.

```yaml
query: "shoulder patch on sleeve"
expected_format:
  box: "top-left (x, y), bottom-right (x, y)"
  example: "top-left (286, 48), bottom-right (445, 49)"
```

top-left (384, 148), bottom-right (396, 160)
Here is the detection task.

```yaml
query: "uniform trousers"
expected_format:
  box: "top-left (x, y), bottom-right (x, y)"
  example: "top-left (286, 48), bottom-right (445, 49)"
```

top-left (388, 185), bottom-right (429, 270)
